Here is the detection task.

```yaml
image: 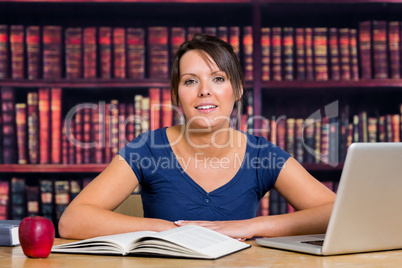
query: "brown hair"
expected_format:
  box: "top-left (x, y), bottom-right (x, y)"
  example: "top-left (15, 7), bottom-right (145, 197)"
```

top-left (170, 34), bottom-right (245, 106)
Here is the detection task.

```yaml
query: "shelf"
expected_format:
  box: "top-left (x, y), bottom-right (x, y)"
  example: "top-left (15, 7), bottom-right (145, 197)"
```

top-left (261, 79), bottom-right (402, 89)
top-left (0, 164), bottom-right (107, 173)
top-left (261, 0), bottom-right (402, 3)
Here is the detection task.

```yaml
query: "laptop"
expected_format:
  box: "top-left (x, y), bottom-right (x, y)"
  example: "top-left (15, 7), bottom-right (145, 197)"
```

top-left (256, 142), bottom-right (402, 255)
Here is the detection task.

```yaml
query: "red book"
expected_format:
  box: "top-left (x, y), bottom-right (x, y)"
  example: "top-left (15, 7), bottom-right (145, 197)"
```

top-left (358, 21), bottom-right (372, 79)
top-left (313, 28), bottom-right (328, 81)
top-left (99, 27), bottom-right (112, 79)
top-left (242, 26), bottom-right (253, 81)
top-left (42, 26), bottom-right (62, 79)
top-left (271, 27), bottom-right (282, 81)
top-left (62, 124), bottom-right (68, 164)
top-left (276, 119), bottom-right (286, 150)
top-left (51, 88), bottom-right (62, 164)
top-left (118, 103), bottom-right (127, 151)
top-left (392, 114), bottom-right (401, 142)
top-left (104, 103), bottom-right (111, 163)
top-left (170, 27), bottom-right (185, 64)
top-left (113, 27), bottom-right (126, 79)
top-left (93, 103), bottom-right (104, 164)
top-left (26, 26), bottom-right (41, 80)
top-left (67, 120), bottom-right (75, 164)
top-left (27, 92), bottom-right (39, 164)
top-left (295, 28), bottom-right (305, 81)
top-left (10, 25), bottom-right (25, 79)
top-left (283, 27), bottom-right (294, 81)
top-left (39, 88), bottom-right (50, 164)
top-left (149, 88), bottom-right (161, 131)
top-left (2, 87), bottom-right (16, 163)
top-left (83, 27), bottom-right (97, 79)
top-left (0, 25), bottom-right (8, 79)
top-left (372, 21), bottom-right (388, 79)
top-left (161, 88), bottom-right (172, 128)
top-left (15, 103), bottom-right (27, 164)
top-left (65, 27), bottom-right (82, 79)
top-left (261, 27), bottom-right (271, 81)
top-left (329, 28), bottom-right (340, 81)
top-left (270, 116), bottom-right (277, 145)
top-left (388, 21), bottom-right (400, 79)
top-left (339, 28), bottom-right (351, 81)
top-left (126, 103), bottom-right (135, 143)
top-left (134, 95), bottom-right (143, 137)
top-left (127, 28), bottom-right (145, 79)
top-left (229, 26), bottom-right (240, 59)
top-left (148, 27), bottom-right (169, 79)
top-left (0, 180), bottom-right (9, 220)
top-left (204, 27), bottom-right (217, 36)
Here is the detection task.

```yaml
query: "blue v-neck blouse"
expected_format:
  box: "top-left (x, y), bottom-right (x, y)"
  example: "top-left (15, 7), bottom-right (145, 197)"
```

top-left (118, 128), bottom-right (290, 222)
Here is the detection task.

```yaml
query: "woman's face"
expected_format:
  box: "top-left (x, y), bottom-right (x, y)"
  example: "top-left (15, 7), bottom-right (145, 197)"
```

top-left (178, 50), bottom-right (236, 131)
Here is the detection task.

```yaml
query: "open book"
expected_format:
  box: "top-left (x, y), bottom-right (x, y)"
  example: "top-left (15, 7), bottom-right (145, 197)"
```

top-left (51, 225), bottom-right (250, 259)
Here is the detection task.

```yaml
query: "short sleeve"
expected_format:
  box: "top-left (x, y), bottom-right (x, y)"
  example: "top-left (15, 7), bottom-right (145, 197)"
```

top-left (254, 136), bottom-right (291, 196)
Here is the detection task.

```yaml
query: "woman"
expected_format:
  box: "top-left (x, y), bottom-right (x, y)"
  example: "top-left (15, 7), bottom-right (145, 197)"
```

top-left (59, 34), bottom-right (335, 240)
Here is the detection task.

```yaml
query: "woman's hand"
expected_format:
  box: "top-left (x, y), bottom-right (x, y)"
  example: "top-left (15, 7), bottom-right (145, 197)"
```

top-left (174, 219), bottom-right (255, 241)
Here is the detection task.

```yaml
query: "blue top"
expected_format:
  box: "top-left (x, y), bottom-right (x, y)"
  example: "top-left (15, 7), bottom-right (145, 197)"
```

top-left (118, 128), bottom-right (291, 222)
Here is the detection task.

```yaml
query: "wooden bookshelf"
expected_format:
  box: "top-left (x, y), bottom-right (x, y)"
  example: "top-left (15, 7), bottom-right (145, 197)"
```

top-left (0, 164), bottom-right (107, 173)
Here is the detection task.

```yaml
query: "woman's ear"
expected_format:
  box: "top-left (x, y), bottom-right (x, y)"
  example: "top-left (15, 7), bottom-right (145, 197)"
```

top-left (235, 87), bottom-right (244, 102)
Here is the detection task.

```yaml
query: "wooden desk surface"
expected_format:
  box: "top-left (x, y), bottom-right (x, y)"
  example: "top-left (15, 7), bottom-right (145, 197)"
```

top-left (2, 238), bottom-right (402, 268)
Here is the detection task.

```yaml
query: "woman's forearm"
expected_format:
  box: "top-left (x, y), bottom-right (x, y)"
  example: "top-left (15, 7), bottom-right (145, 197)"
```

top-left (251, 202), bottom-right (334, 238)
top-left (58, 204), bottom-right (176, 239)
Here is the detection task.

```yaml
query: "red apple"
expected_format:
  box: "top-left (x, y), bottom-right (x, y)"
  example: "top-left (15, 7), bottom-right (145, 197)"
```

top-left (19, 216), bottom-right (55, 258)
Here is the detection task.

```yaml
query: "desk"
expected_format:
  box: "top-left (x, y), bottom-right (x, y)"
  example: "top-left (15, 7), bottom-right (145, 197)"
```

top-left (2, 238), bottom-right (402, 268)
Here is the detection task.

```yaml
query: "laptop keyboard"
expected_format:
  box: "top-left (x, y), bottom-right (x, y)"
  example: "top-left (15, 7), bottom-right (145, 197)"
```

top-left (301, 240), bottom-right (324, 246)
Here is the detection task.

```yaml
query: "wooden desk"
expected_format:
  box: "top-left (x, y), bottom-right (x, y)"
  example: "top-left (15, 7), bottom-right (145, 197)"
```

top-left (2, 238), bottom-right (402, 268)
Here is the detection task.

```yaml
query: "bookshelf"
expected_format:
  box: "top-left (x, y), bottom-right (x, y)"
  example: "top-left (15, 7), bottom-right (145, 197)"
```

top-left (0, 0), bottom-right (401, 224)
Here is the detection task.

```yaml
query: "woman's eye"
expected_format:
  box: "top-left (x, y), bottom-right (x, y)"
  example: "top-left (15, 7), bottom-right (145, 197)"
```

top-left (214, 76), bottom-right (225, 82)
top-left (184, 79), bottom-right (197, 85)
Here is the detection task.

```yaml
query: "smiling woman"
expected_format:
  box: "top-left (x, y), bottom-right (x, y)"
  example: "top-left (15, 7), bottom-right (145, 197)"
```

top-left (58, 34), bottom-right (335, 242)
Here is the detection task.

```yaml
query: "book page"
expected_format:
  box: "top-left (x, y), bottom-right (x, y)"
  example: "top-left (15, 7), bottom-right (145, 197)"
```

top-left (147, 225), bottom-right (249, 258)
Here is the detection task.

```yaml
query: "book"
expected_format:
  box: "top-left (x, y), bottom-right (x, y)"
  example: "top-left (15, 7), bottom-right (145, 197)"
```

top-left (0, 220), bottom-right (21, 246)
top-left (51, 225), bottom-right (250, 259)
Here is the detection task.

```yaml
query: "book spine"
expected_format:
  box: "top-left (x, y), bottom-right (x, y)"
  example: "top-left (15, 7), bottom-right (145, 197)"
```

top-left (26, 26), bottom-right (41, 80)
top-left (0, 180), bottom-right (9, 220)
top-left (83, 27), bottom-right (97, 79)
top-left (170, 27), bottom-right (186, 66)
top-left (65, 27), bottom-right (83, 79)
top-left (127, 28), bottom-right (145, 79)
top-left (388, 21), bottom-right (400, 79)
top-left (359, 21), bottom-right (372, 79)
top-left (349, 29), bottom-right (359, 81)
top-left (372, 21), bottom-right (388, 79)
top-left (27, 92), bottom-right (39, 164)
top-left (149, 88), bottom-right (161, 131)
top-left (261, 27), bottom-right (271, 81)
top-left (10, 25), bottom-right (25, 79)
top-left (217, 26), bottom-right (228, 42)
top-left (39, 88), bottom-right (50, 164)
top-left (54, 180), bottom-right (70, 226)
top-left (305, 28), bottom-right (314, 80)
top-left (75, 107), bottom-right (83, 164)
top-left (0, 25), bottom-right (9, 79)
top-left (283, 27), bottom-right (294, 81)
top-left (271, 27), bottom-right (282, 81)
top-left (113, 27), bottom-right (126, 79)
top-left (51, 88), bottom-right (62, 164)
top-left (99, 27), bottom-right (112, 79)
top-left (94, 103), bottom-right (104, 164)
top-left (25, 185), bottom-right (39, 217)
top-left (134, 95), bottom-right (143, 138)
top-left (1, 87), bottom-right (17, 164)
top-left (313, 28), bottom-right (328, 81)
top-left (187, 27), bottom-right (202, 41)
top-left (15, 103), bottom-right (27, 164)
top-left (39, 180), bottom-right (54, 221)
top-left (286, 118), bottom-right (295, 157)
top-left (161, 88), bottom-right (173, 128)
top-left (141, 97), bottom-right (150, 133)
top-left (329, 28), bottom-right (340, 81)
top-left (110, 100), bottom-right (119, 157)
top-left (339, 28), bottom-right (351, 81)
top-left (118, 103), bottom-right (127, 150)
top-left (242, 26), bottom-right (253, 81)
top-left (126, 104), bottom-right (135, 143)
top-left (148, 27), bottom-right (169, 79)
top-left (295, 28), bottom-right (305, 81)
top-left (229, 26), bottom-right (240, 59)
top-left (11, 177), bottom-right (25, 220)
top-left (42, 26), bottom-right (62, 79)
top-left (204, 26), bottom-right (217, 36)
top-left (295, 118), bottom-right (304, 163)
top-left (82, 107), bottom-right (92, 163)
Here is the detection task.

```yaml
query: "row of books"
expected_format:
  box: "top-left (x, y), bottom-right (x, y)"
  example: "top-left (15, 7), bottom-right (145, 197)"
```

top-left (261, 21), bottom-right (402, 81)
top-left (0, 25), bottom-right (253, 81)
top-left (0, 87), bottom-right (182, 165)
top-left (260, 105), bottom-right (402, 165)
